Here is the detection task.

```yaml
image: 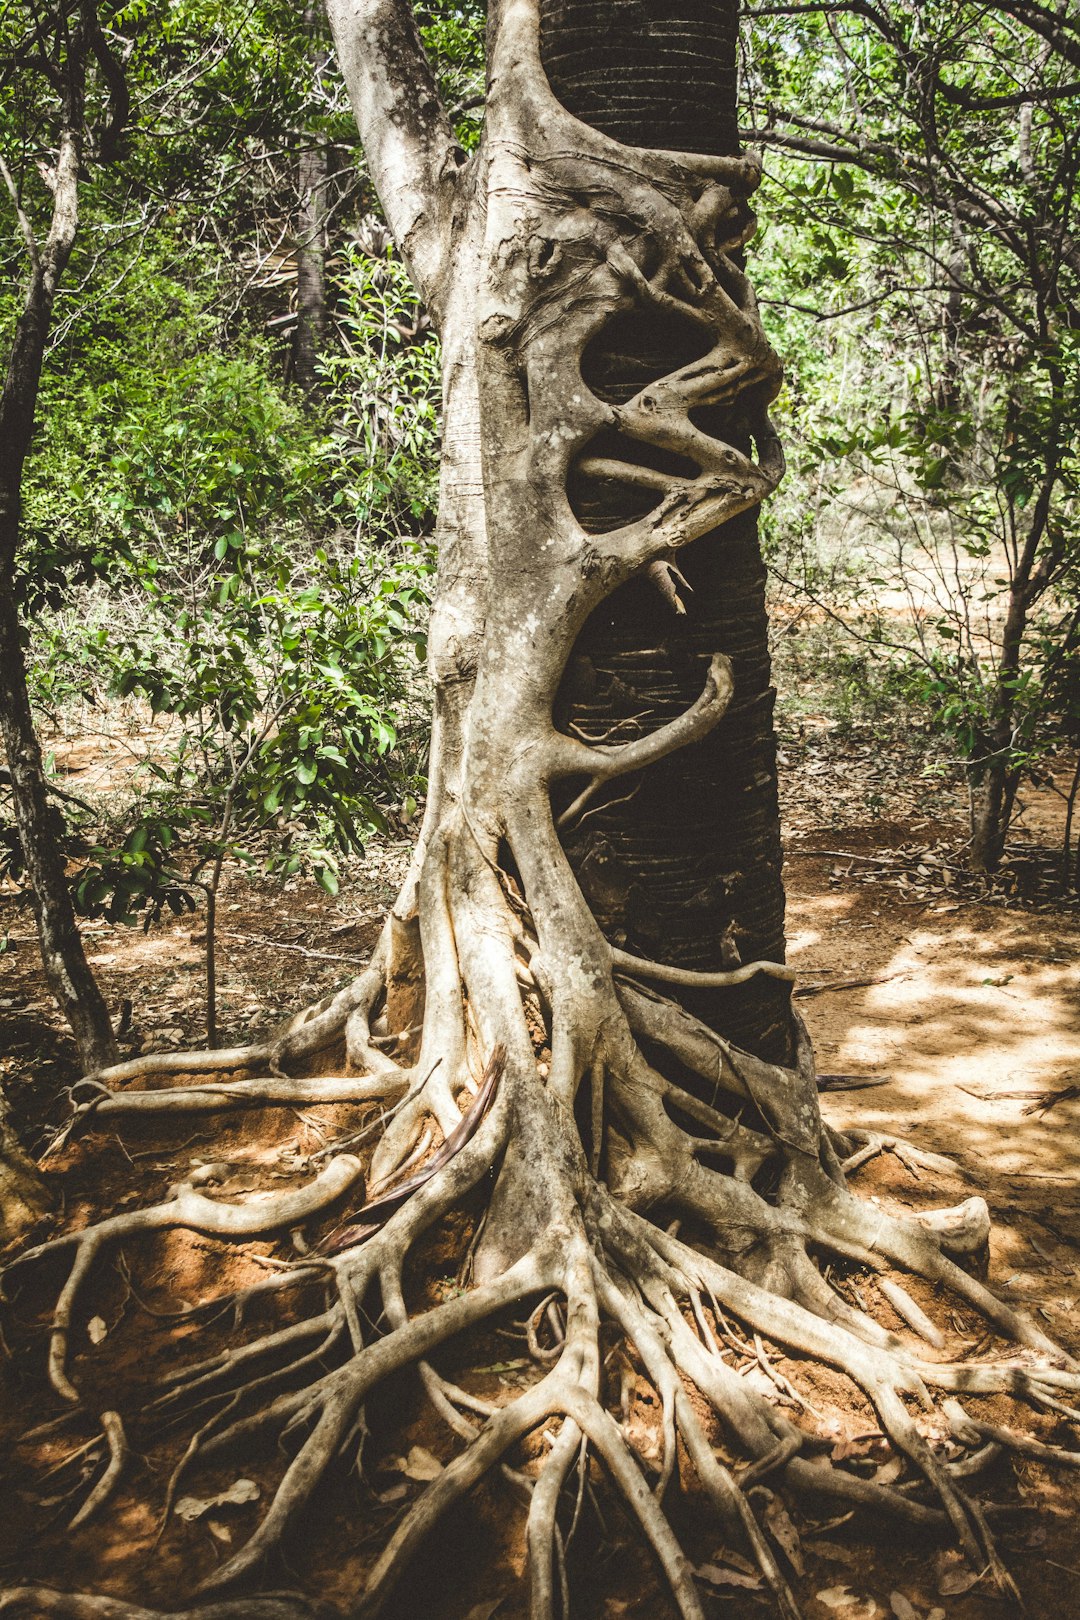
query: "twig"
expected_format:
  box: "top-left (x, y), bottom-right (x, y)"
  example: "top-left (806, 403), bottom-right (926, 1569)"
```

top-left (0, 153), bottom-right (41, 271)
top-left (786, 849), bottom-right (903, 865)
top-left (817, 1074), bottom-right (891, 1091)
top-left (219, 929), bottom-right (367, 964)
top-left (795, 975), bottom-right (895, 999)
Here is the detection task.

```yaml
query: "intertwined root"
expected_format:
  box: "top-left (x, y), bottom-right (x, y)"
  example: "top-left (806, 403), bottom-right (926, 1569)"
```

top-left (0, 1594), bottom-right (324, 1619)
top-left (4, 863), bottom-right (1080, 1620)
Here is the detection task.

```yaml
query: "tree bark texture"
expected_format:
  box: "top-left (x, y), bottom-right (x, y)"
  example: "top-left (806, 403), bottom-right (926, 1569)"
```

top-left (293, 142), bottom-right (329, 393)
top-left (293, 2), bottom-right (331, 395)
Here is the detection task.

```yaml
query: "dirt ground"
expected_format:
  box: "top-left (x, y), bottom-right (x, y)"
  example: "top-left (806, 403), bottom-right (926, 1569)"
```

top-left (1, 721), bottom-right (1078, 1620)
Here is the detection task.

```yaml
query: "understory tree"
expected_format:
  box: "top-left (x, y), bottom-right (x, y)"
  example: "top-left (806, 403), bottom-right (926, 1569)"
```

top-left (743, 0), bottom-right (1080, 873)
top-left (0, 0), bottom-right (438, 1158)
top-left (0, 0), bottom-right (122, 1236)
top-left (3, 2), bottom-right (1080, 1618)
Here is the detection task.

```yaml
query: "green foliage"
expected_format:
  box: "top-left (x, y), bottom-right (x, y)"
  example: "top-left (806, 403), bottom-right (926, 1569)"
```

top-left (420, 2), bottom-right (485, 149)
top-left (8, 0), bottom-right (1075, 925)
top-left (2, 0), bottom-right (458, 932)
top-left (325, 244), bottom-right (442, 543)
top-left (748, 4), bottom-right (1080, 852)
top-left (24, 324), bottom-right (432, 916)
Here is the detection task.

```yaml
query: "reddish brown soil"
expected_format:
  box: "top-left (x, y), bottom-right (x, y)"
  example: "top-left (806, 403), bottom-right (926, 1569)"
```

top-left (1, 730), bottom-right (1078, 1620)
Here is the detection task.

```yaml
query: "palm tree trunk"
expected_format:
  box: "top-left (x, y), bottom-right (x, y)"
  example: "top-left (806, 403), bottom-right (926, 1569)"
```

top-left (542, 0), bottom-right (793, 1063)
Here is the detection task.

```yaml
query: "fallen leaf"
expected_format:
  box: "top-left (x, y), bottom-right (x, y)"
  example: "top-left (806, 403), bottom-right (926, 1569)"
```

top-left (695, 1563), bottom-right (762, 1590)
top-left (830, 1436), bottom-right (877, 1462)
top-left (872, 1456), bottom-right (903, 1486)
top-left (934, 1549), bottom-right (979, 1596)
top-left (889, 1595), bottom-right (919, 1620)
top-left (207, 1519), bottom-right (232, 1543)
top-left (174, 1478), bottom-right (260, 1521)
top-left (763, 1492), bottom-right (804, 1575)
top-left (938, 1569), bottom-right (978, 1597)
top-left (401, 1445), bottom-right (443, 1482)
top-left (87, 1316), bottom-right (108, 1345)
top-left (707, 1546), bottom-right (759, 1577)
top-left (804, 1540), bottom-right (859, 1567)
top-left (815, 1589), bottom-right (881, 1618)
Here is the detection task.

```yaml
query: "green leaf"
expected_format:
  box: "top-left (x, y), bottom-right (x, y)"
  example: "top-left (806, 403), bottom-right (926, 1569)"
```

top-left (315, 866), bottom-right (340, 896)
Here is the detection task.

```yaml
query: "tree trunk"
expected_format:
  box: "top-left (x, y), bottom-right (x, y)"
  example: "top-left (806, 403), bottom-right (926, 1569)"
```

top-left (0, 589), bottom-right (115, 1074)
top-left (542, 0), bottom-right (792, 1065)
top-left (0, 8), bottom-right (115, 1231)
top-left (968, 371), bottom-right (1064, 875)
top-left (293, 2), bottom-right (330, 395)
top-left (969, 754), bottom-right (1019, 873)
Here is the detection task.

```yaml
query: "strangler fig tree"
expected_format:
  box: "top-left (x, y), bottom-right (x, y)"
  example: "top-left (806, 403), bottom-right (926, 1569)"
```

top-left (5, 3), bottom-right (1080, 1618)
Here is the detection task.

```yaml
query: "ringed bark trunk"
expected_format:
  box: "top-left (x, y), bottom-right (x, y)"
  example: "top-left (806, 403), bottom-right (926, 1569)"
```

top-left (541, 0), bottom-right (794, 1065)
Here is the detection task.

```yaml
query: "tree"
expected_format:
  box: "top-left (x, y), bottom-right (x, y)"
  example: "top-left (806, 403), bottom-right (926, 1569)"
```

top-left (0, 0), bottom-right (121, 1238)
top-left (292, 2), bottom-right (331, 395)
top-left (4, 3), bottom-right (1080, 1617)
top-left (0, 0), bottom-right (435, 1140)
top-left (742, 0), bottom-right (1080, 872)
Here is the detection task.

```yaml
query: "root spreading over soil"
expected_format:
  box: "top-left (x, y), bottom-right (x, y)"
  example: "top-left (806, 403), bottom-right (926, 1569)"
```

top-left (4, 830), bottom-right (1080, 1620)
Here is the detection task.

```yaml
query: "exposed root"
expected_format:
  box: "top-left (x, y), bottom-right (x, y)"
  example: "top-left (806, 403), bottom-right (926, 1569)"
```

top-left (71, 1071), bottom-right (409, 1122)
top-left (9, 726), bottom-right (1079, 1620)
top-left (9, 1156), bottom-right (363, 1402)
top-left (69, 1409), bottom-right (127, 1528)
top-left (0, 1594), bottom-right (324, 1619)
top-left (7, 977), bottom-right (1079, 1617)
top-left (944, 1397), bottom-right (1080, 1469)
top-left (611, 951), bottom-right (797, 991)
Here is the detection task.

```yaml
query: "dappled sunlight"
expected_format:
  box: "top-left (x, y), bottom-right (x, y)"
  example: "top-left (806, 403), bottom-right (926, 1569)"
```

top-left (789, 878), bottom-right (1080, 1186)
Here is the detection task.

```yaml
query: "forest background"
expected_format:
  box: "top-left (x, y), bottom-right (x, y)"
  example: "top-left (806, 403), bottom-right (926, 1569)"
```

top-left (1, 0), bottom-right (1078, 1156)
